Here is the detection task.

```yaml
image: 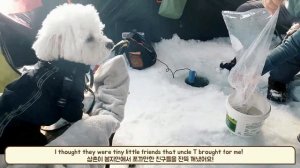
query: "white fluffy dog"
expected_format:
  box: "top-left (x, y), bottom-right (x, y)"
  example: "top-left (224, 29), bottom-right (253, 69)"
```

top-left (2, 3), bottom-right (130, 168)
top-left (32, 3), bottom-right (113, 65)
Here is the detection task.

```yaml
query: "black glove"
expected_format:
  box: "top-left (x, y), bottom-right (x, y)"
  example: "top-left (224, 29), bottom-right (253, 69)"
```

top-left (220, 57), bottom-right (237, 71)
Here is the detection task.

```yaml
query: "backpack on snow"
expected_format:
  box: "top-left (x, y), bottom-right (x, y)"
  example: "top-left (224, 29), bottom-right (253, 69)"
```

top-left (124, 31), bottom-right (157, 70)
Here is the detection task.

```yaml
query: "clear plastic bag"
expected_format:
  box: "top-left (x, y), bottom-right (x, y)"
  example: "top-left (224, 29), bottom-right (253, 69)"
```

top-left (222, 8), bottom-right (279, 111)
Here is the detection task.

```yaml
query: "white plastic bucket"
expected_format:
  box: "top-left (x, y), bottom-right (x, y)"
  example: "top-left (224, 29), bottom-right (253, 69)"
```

top-left (225, 93), bottom-right (271, 137)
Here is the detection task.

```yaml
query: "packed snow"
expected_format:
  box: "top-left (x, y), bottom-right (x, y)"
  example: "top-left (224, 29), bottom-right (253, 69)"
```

top-left (111, 35), bottom-right (300, 168)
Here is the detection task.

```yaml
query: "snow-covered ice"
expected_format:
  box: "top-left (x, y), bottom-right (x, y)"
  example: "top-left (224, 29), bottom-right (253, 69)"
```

top-left (1, 35), bottom-right (300, 168)
top-left (112, 35), bottom-right (300, 168)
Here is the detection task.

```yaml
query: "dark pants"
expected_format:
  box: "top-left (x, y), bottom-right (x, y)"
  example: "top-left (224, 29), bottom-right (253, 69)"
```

top-left (237, 0), bottom-right (300, 84)
top-left (269, 53), bottom-right (300, 83)
top-left (0, 119), bottom-right (47, 154)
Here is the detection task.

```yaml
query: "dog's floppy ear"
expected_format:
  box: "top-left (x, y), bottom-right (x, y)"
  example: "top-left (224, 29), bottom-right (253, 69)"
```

top-left (33, 20), bottom-right (82, 62)
top-left (32, 33), bottom-right (62, 61)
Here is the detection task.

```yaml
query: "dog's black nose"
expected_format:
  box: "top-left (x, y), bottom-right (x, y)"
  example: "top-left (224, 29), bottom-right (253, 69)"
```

top-left (106, 42), bottom-right (114, 49)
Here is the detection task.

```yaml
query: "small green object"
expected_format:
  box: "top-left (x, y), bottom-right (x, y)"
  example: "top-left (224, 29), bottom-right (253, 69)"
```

top-left (288, 0), bottom-right (300, 17)
top-left (226, 114), bottom-right (237, 132)
top-left (158, 0), bottom-right (187, 19)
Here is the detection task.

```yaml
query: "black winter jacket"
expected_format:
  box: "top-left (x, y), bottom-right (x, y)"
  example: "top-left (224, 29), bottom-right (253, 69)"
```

top-left (0, 60), bottom-right (89, 136)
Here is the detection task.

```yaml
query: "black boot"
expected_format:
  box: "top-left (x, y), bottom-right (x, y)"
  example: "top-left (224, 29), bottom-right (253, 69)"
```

top-left (220, 57), bottom-right (237, 71)
top-left (267, 78), bottom-right (287, 103)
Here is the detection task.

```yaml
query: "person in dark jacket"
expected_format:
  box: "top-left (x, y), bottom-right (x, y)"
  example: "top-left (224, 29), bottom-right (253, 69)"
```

top-left (242, 0), bottom-right (300, 103)
top-left (260, 0), bottom-right (300, 103)
top-left (261, 25), bottom-right (300, 102)
top-left (0, 3), bottom-right (114, 153)
top-left (221, 0), bottom-right (300, 103)
top-left (260, 0), bottom-right (300, 143)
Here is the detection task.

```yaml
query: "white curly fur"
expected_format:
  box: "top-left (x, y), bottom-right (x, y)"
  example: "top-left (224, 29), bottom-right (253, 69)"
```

top-left (32, 3), bottom-right (113, 65)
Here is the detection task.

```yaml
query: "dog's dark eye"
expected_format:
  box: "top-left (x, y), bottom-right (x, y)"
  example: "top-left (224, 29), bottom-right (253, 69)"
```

top-left (86, 35), bottom-right (95, 43)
